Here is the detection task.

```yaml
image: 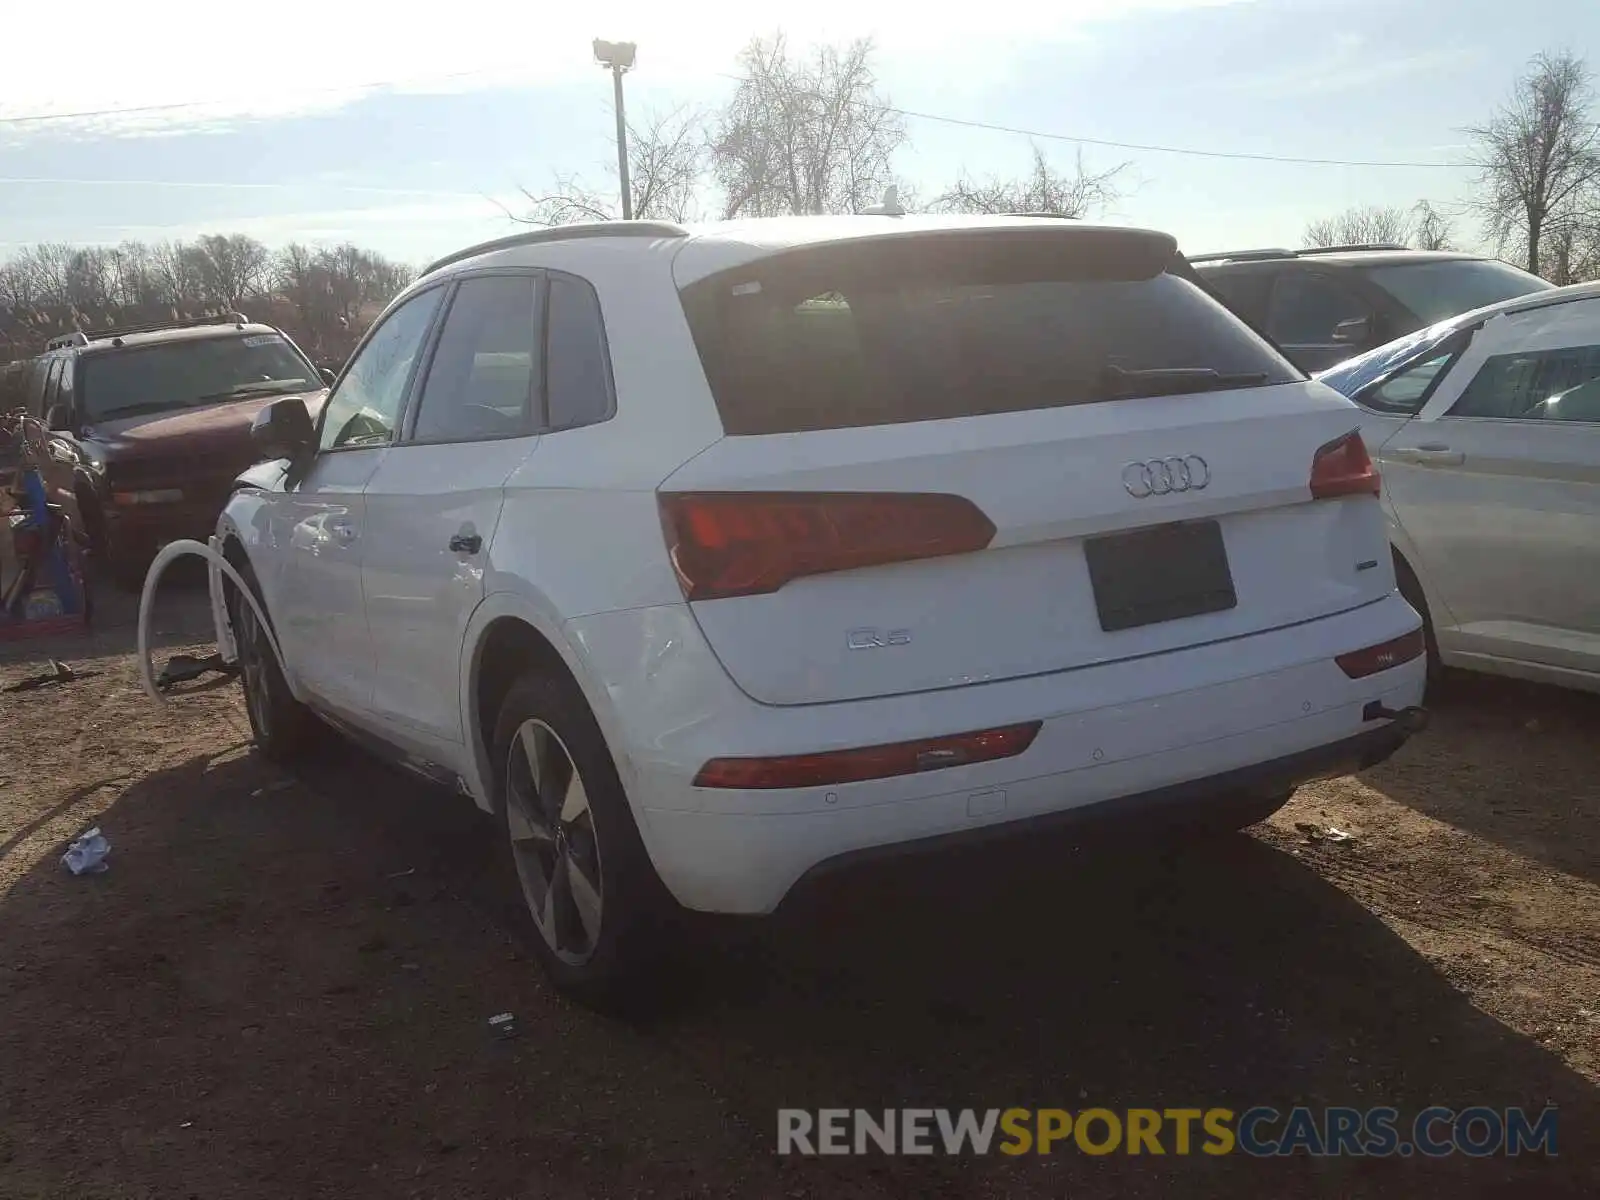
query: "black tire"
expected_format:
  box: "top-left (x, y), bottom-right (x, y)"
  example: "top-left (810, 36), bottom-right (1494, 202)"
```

top-left (1393, 550), bottom-right (1442, 691)
top-left (227, 561), bottom-right (320, 763)
top-left (492, 671), bottom-right (677, 1011)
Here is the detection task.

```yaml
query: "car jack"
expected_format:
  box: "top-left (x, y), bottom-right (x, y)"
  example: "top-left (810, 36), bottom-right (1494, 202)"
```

top-left (1362, 701), bottom-right (1429, 733)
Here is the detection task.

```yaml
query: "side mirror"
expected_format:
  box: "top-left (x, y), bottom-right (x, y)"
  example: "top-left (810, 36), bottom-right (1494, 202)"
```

top-left (1332, 316), bottom-right (1373, 345)
top-left (45, 403), bottom-right (74, 432)
top-left (318, 366), bottom-right (337, 387)
top-left (251, 396), bottom-right (315, 462)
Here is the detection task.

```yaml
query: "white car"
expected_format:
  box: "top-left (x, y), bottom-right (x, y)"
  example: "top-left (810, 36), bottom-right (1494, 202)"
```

top-left (1317, 281), bottom-right (1600, 694)
top-left (213, 215), bottom-right (1427, 1005)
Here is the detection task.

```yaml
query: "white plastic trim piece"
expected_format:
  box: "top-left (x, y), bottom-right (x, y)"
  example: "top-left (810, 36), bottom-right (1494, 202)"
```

top-left (136, 539), bottom-right (285, 704)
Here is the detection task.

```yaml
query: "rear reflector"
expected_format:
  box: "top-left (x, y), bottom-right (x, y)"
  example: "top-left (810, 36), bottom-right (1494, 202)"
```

top-left (1335, 628), bottom-right (1425, 679)
top-left (693, 721), bottom-right (1041, 790)
top-left (659, 491), bottom-right (996, 602)
top-left (1310, 430), bottom-right (1380, 499)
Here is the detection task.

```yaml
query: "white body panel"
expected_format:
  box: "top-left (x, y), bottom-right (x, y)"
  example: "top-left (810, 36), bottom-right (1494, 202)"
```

top-left (570, 592), bottom-right (1423, 912)
top-left (216, 215), bottom-right (1428, 916)
top-left (264, 449), bottom-right (382, 714)
top-left (668, 383), bottom-right (1392, 706)
top-left (1353, 293), bottom-right (1600, 689)
top-left (361, 438), bottom-right (533, 749)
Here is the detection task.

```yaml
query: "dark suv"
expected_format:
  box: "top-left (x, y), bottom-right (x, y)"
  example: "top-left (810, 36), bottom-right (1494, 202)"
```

top-left (17, 314), bottom-right (329, 588)
top-left (1192, 244), bottom-right (1552, 372)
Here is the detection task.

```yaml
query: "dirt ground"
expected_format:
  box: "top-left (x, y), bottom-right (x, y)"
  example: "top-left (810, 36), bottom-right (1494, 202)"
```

top-left (1, 574), bottom-right (1597, 1198)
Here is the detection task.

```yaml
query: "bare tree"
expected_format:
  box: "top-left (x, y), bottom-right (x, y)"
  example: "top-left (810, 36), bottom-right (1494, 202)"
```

top-left (1540, 209), bottom-right (1600, 283)
top-left (1410, 200), bottom-right (1456, 251)
top-left (1468, 49), bottom-right (1600, 275)
top-left (191, 234), bottom-right (272, 307)
top-left (518, 104), bottom-right (711, 226)
top-left (106, 242), bottom-right (165, 310)
top-left (12, 244), bottom-right (75, 308)
top-left (148, 240), bottom-right (203, 311)
top-left (1, 234), bottom-right (415, 364)
top-left (1302, 204), bottom-right (1414, 248)
top-left (63, 248), bottom-right (115, 316)
top-left (712, 34), bottom-right (907, 218)
top-left (931, 145), bottom-right (1126, 218)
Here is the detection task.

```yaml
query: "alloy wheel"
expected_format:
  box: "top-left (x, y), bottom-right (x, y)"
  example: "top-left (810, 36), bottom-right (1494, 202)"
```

top-left (505, 719), bottom-right (605, 965)
top-left (235, 600), bottom-right (273, 740)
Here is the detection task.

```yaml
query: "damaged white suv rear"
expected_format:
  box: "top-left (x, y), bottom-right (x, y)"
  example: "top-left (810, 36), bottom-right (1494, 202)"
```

top-left (212, 216), bottom-right (1427, 1006)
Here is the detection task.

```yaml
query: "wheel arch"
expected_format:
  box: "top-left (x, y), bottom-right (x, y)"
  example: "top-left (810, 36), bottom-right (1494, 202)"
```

top-left (459, 595), bottom-right (638, 819)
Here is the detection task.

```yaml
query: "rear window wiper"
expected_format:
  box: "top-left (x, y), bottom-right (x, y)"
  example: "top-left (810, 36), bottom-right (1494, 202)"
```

top-left (1100, 365), bottom-right (1270, 398)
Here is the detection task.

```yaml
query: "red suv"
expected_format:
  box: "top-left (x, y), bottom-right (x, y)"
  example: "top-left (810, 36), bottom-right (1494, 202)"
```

top-left (19, 314), bottom-right (329, 588)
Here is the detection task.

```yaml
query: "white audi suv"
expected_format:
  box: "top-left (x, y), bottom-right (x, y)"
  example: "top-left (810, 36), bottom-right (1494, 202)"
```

top-left (213, 215), bottom-right (1427, 1006)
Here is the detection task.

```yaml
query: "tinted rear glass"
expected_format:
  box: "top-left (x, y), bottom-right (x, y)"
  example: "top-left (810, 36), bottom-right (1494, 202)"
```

top-left (680, 235), bottom-right (1302, 435)
top-left (1360, 259), bottom-right (1552, 325)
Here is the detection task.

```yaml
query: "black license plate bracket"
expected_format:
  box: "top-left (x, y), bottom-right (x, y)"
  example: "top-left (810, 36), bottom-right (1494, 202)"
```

top-left (1084, 519), bottom-right (1237, 632)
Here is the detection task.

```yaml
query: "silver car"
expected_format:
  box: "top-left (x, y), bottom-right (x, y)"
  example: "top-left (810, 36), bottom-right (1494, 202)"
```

top-left (1318, 282), bottom-right (1600, 694)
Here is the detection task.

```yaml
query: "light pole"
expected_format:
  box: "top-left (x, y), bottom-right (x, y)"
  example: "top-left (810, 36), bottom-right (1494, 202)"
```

top-left (592, 39), bottom-right (637, 221)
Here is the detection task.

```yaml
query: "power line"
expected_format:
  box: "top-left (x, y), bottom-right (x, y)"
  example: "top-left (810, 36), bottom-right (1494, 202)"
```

top-left (0, 176), bottom-right (490, 198)
top-left (1, 63), bottom-right (1470, 172)
top-left (882, 103), bottom-right (1468, 170)
top-left (709, 69), bottom-right (1469, 169)
top-left (0, 67), bottom-right (503, 127)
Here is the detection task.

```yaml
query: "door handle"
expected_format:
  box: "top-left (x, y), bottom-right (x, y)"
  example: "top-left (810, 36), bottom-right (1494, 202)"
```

top-left (448, 533), bottom-right (483, 554)
top-left (1388, 445), bottom-right (1464, 466)
top-left (328, 520), bottom-right (357, 543)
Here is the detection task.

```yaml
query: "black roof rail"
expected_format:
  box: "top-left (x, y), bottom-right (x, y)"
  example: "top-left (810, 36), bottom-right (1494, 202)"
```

top-left (76, 311), bottom-right (251, 341)
top-left (1298, 242), bottom-right (1410, 254)
top-left (422, 221), bottom-right (691, 277)
top-left (1012, 211), bottom-right (1080, 219)
top-left (1187, 248), bottom-right (1296, 265)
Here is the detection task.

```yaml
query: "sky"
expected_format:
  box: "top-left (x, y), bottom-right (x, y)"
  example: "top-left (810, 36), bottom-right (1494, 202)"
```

top-left (1, 0), bottom-right (1596, 267)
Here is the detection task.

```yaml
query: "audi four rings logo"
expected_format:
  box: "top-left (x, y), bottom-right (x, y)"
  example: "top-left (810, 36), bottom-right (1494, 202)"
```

top-left (1122, 456), bottom-right (1211, 498)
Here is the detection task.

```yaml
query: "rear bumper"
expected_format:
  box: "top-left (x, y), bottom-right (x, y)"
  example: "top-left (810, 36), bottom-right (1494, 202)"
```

top-left (784, 722), bottom-right (1409, 895)
top-left (571, 591), bottom-right (1427, 915)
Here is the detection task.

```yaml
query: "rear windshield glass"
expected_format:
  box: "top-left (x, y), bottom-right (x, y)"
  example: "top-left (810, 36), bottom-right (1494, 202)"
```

top-left (680, 235), bottom-right (1302, 435)
top-left (79, 334), bottom-right (318, 423)
top-left (1359, 260), bottom-right (1552, 325)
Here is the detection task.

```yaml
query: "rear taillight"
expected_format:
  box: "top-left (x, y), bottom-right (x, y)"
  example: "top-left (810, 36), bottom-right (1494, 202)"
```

top-left (658, 491), bottom-right (996, 602)
top-left (693, 721), bottom-right (1041, 790)
top-left (1335, 629), bottom-right (1425, 678)
top-left (1310, 430), bottom-right (1380, 500)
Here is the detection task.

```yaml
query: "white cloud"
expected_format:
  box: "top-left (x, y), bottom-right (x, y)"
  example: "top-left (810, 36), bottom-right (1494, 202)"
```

top-left (1, 0), bottom-right (1256, 131)
top-left (1200, 35), bottom-right (1484, 101)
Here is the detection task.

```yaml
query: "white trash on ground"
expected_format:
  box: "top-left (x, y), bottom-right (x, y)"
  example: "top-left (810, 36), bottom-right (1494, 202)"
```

top-left (61, 827), bottom-right (110, 875)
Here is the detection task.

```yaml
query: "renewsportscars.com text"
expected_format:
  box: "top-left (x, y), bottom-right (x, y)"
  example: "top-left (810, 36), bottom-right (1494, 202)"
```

top-left (777, 1106), bottom-right (1558, 1158)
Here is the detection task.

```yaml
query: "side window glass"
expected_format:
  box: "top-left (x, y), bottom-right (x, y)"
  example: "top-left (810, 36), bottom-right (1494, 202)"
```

top-left (1450, 345), bottom-right (1600, 421)
top-left (411, 275), bottom-right (540, 442)
top-left (318, 288), bottom-right (444, 452)
top-left (544, 274), bottom-right (615, 431)
top-left (23, 360), bottom-right (47, 416)
top-left (1202, 272), bottom-right (1269, 325)
top-left (41, 360), bottom-right (63, 422)
top-left (1358, 350), bottom-right (1455, 416)
top-left (1267, 273), bottom-right (1369, 345)
top-left (56, 357), bottom-right (74, 412)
